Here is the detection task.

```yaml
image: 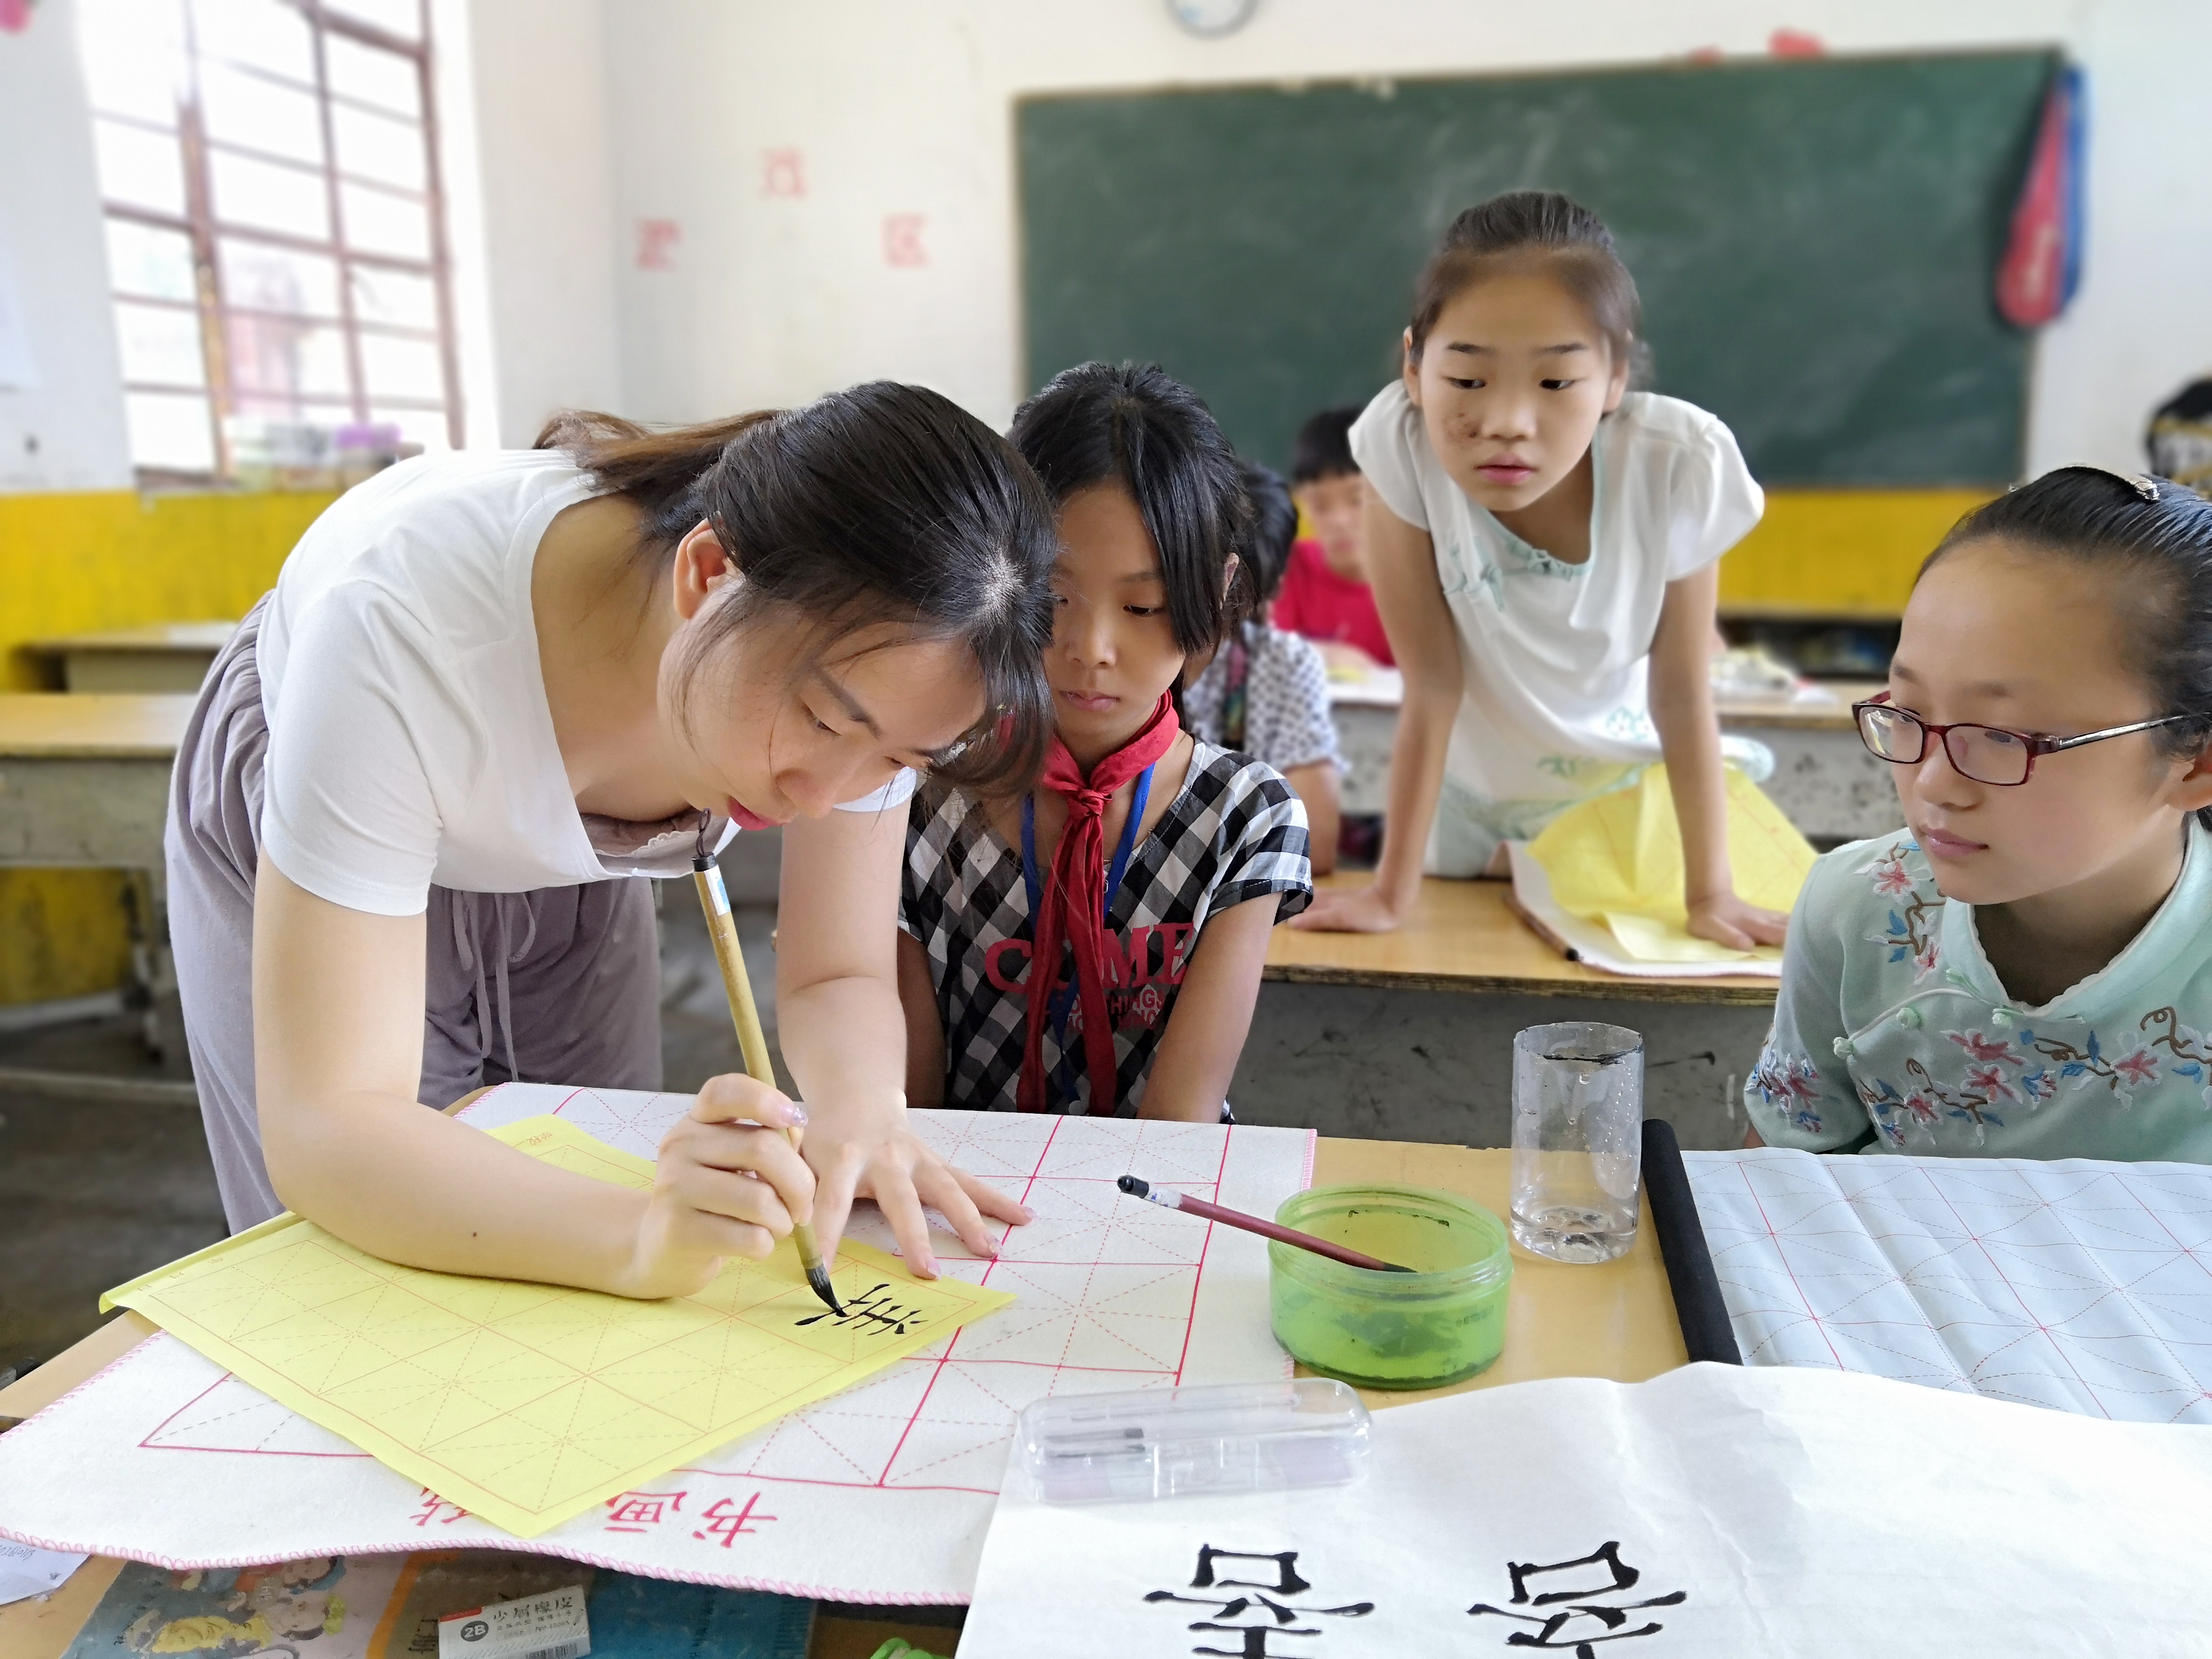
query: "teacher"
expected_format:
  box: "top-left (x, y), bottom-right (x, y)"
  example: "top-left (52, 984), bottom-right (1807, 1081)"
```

top-left (168, 383), bottom-right (1056, 1298)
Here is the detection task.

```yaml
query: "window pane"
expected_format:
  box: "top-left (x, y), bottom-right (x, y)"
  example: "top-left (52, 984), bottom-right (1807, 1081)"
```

top-left (210, 148), bottom-right (330, 240)
top-left (340, 183), bottom-right (428, 259)
top-left (325, 0), bottom-right (422, 39)
top-left (370, 404), bottom-right (451, 453)
top-left (325, 33), bottom-right (421, 119)
top-left (106, 219), bottom-right (198, 302)
top-left (93, 119), bottom-right (187, 216)
top-left (115, 300), bottom-right (207, 387)
top-left (200, 62), bottom-right (325, 165)
top-left (189, 0), bottom-right (313, 84)
top-left (360, 332), bottom-right (441, 401)
top-left (332, 102), bottom-right (424, 191)
top-left (231, 394), bottom-right (348, 427)
top-left (220, 239), bottom-right (340, 317)
top-left (228, 314), bottom-right (352, 398)
top-left (76, 0), bottom-right (187, 123)
top-left (125, 391), bottom-right (216, 471)
top-left (350, 265), bottom-right (436, 329)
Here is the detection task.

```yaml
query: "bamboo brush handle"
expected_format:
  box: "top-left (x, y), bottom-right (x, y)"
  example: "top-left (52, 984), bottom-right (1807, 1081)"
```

top-left (691, 860), bottom-right (830, 1280)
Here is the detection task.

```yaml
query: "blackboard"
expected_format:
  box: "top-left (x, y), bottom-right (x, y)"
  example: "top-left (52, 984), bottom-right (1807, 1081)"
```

top-left (1017, 53), bottom-right (2055, 486)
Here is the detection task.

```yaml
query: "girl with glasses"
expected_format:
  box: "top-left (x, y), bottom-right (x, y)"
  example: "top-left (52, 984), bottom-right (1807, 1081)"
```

top-left (1746, 468), bottom-right (2212, 1160)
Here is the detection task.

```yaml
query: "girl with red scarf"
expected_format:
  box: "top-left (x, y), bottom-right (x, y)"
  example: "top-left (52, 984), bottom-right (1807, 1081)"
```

top-left (897, 363), bottom-right (1315, 1118)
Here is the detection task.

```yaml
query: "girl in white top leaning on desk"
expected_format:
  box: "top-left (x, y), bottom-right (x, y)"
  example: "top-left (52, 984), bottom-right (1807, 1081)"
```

top-left (166, 385), bottom-right (1055, 1298)
top-left (1294, 190), bottom-right (1787, 953)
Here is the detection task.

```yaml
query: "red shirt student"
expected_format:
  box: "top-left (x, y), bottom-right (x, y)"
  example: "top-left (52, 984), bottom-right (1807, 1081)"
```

top-left (1276, 407), bottom-right (1395, 666)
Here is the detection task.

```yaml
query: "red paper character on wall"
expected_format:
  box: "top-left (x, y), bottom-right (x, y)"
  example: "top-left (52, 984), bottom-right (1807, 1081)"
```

top-left (635, 219), bottom-right (681, 270)
top-left (884, 214), bottom-right (927, 268)
top-left (762, 148), bottom-right (806, 198)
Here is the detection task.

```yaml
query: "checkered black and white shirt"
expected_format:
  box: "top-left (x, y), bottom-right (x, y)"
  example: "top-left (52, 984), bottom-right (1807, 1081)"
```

top-left (900, 741), bottom-right (1313, 1116)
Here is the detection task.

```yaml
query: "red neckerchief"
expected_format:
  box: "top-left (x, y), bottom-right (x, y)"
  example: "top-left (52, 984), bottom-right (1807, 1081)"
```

top-left (1018, 692), bottom-right (1182, 1114)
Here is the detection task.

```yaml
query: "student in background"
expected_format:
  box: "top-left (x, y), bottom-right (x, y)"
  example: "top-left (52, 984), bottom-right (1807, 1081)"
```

top-left (1274, 407), bottom-right (1395, 668)
top-left (1183, 462), bottom-right (1345, 874)
top-left (1747, 469), bottom-right (2212, 1163)
top-left (1295, 191), bottom-right (1783, 950)
top-left (898, 363), bottom-right (1313, 1119)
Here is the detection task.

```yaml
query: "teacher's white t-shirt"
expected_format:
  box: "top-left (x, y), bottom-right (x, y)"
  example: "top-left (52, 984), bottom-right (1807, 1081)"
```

top-left (257, 448), bottom-right (914, 917)
top-left (1350, 383), bottom-right (1762, 872)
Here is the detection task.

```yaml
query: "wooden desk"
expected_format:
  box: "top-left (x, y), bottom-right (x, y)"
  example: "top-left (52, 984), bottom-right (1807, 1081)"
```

top-left (1266, 872), bottom-right (1774, 1008)
top-left (0, 1130), bottom-right (1680, 1658)
top-left (22, 623), bottom-right (234, 696)
top-left (0, 694), bottom-right (194, 1057)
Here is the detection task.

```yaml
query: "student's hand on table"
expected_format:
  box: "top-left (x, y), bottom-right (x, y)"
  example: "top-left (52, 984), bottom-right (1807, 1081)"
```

top-left (1686, 891), bottom-right (1790, 951)
top-left (1287, 882), bottom-right (1406, 933)
top-left (801, 1094), bottom-right (1032, 1280)
top-left (618, 1073), bottom-right (818, 1299)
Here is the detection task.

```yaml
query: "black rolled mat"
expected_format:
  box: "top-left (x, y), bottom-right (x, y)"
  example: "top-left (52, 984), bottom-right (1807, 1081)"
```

top-left (1642, 1118), bottom-right (1743, 1366)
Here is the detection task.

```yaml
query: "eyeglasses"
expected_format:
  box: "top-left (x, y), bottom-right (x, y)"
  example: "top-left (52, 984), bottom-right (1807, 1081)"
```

top-left (1852, 694), bottom-right (2198, 787)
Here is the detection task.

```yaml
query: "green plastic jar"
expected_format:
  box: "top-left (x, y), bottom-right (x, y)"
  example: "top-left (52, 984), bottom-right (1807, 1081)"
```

top-left (1268, 1184), bottom-right (1513, 1389)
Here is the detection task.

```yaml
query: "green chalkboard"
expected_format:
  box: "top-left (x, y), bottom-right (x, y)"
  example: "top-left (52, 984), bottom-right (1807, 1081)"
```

top-left (1018, 53), bottom-right (2054, 486)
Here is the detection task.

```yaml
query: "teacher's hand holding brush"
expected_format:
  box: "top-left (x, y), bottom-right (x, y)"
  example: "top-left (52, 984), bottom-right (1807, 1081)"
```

top-left (614, 1075), bottom-right (822, 1302)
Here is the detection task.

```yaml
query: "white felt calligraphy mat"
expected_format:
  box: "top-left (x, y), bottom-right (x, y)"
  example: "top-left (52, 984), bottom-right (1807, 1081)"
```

top-left (960, 1363), bottom-right (2212, 1658)
top-left (0, 1087), bottom-right (1314, 1602)
top-left (1685, 1149), bottom-right (2212, 1422)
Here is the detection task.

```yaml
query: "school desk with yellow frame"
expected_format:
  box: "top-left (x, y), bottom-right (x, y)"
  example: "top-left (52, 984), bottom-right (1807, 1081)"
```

top-left (0, 1116), bottom-right (1683, 1659)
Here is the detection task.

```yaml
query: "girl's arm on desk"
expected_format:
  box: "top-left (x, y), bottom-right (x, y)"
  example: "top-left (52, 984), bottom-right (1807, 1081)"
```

top-left (1137, 896), bottom-right (1281, 1120)
top-left (253, 857), bottom-right (816, 1300)
top-left (1289, 493), bottom-right (1458, 933)
top-left (1648, 563), bottom-right (1790, 950)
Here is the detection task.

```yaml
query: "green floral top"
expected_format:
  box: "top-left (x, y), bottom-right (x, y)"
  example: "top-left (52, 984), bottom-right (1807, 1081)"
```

top-left (1747, 823), bottom-right (2212, 1163)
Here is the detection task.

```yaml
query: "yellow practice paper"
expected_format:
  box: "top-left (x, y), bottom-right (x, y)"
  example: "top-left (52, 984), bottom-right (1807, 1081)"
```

top-left (1527, 764), bottom-right (1814, 963)
top-left (101, 1116), bottom-right (1013, 1538)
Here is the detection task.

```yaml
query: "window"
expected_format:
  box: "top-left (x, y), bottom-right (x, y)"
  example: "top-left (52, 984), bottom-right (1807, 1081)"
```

top-left (78, 0), bottom-right (461, 481)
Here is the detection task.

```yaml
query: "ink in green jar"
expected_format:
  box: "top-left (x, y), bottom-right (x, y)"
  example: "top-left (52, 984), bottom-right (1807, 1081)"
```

top-left (1268, 1184), bottom-right (1512, 1389)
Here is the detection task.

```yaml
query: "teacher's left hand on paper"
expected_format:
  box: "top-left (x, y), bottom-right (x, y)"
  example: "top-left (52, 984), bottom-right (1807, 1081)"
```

top-left (618, 1073), bottom-right (819, 1299)
top-left (801, 1093), bottom-right (1032, 1281)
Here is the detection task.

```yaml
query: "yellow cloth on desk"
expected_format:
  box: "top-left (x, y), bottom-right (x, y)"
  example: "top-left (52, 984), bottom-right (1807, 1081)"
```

top-left (1526, 765), bottom-right (1815, 963)
top-left (101, 1116), bottom-right (1013, 1538)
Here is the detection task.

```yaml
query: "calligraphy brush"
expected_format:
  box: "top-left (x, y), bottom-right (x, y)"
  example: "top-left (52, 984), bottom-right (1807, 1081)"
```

top-left (692, 824), bottom-right (842, 1314)
top-left (1117, 1175), bottom-right (1414, 1273)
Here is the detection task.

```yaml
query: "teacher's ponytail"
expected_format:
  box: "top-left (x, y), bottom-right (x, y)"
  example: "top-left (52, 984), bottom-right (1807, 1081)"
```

top-left (538, 385), bottom-right (1059, 795)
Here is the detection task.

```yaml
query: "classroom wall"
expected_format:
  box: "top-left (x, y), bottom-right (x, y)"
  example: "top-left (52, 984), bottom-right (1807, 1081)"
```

top-left (0, 0), bottom-right (132, 493)
top-left (0, 489), bottom-right (336, 1003)
top-left (458, 0), bottom-right (626, 445)
top-left (465, 0), bottom-right (2211, 481)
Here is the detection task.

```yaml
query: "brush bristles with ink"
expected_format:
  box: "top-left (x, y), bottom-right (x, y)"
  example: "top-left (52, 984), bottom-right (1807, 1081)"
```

top-left (1117, 1174), bottom-right (1415, 1273)
top-left (691, 828), bottom-right (843, 1315)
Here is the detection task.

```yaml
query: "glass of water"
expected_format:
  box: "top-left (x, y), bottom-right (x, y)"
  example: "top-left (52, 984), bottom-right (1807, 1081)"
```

top-left (1511, 1022), bottom-right (1644, 1264)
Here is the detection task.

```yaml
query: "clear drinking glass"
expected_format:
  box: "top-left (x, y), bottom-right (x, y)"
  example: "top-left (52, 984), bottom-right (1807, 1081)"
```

top-left (1511, 1022), bottom-right (1644, 1264)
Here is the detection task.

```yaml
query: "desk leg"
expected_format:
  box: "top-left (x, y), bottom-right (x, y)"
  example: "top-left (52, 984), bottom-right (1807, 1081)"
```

top-left (120, 868), bottom-right (171, 1063)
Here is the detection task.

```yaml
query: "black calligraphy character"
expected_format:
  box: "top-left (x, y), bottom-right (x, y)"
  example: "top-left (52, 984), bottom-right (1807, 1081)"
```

top-left (1468, 1541), bottom-right (1686, 1656)
top-left (793, 1282), bottom-right (926, 1336)
top-left (1145, 1546), bottom-right (1374, 1657)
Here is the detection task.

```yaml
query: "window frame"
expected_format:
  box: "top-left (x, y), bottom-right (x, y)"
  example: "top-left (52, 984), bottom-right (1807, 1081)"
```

top-left (88, 0), bottom-right (463, 481)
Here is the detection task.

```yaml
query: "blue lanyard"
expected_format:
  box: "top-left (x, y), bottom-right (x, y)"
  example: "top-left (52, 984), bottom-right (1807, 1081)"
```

top-left (1020, 764), bottom-right (1154, 1106)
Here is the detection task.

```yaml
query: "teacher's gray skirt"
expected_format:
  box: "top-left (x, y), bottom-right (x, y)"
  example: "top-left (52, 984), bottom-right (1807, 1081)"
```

top-left (166, 598), bottom-right (662, 1232)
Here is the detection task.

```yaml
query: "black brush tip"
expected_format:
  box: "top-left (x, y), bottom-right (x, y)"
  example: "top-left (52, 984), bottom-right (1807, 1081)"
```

top-left (805, 1265), bottom-right (844, 1316)
top-left (1117, 1175), bottom-right (1147, 1197)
